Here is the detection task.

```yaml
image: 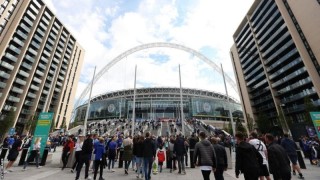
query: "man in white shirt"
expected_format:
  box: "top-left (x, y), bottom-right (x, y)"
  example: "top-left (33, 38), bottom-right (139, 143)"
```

top-left (249, 132), bottom-right (271, 180)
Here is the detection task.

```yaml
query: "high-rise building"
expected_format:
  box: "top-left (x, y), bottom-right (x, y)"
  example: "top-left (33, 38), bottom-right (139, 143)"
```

top-left (0, 0), bottom-right (84, 133)
top-left (230, 0), bottom-right (320, 138)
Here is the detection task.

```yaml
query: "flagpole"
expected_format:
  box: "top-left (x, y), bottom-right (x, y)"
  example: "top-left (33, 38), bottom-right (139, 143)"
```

top-left (221, 64), bottom-right (236, 136)
top-left (179, 65), bottom-right (185, 136)
top-left (132, 65), bottom-right (137, 137)
top-left (84, 66), bottom-right (96, 136)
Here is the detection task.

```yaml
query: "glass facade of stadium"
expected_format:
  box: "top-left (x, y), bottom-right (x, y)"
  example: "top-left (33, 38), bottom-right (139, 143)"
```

top-left (74, 87), bottom-right (243, 122)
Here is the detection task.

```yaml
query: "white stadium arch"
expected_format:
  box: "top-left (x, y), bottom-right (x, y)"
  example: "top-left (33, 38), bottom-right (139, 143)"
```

top-left (75, 42), bottom-right (238, 109)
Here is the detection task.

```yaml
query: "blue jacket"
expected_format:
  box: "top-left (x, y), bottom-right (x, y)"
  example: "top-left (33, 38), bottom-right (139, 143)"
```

top-left (281, 137), bottom-right (297, 156)
top-left (94, 141), bottom-right (105, 160)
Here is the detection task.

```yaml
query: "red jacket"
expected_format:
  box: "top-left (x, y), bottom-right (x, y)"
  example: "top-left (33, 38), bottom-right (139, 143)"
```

top-left (157, 150), bottom-right (165, 162)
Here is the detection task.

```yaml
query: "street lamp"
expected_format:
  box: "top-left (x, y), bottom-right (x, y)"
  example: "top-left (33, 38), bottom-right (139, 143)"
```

top-left (279, 104), bottom-right (292, 136)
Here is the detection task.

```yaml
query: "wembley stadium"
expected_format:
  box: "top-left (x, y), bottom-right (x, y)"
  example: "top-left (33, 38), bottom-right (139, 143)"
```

top-left (74, 87), bottom-right (243, 125)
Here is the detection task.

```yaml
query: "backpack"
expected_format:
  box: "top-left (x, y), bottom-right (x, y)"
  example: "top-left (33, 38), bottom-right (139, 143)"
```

top-left (157, 150), bottom-right (165, 162)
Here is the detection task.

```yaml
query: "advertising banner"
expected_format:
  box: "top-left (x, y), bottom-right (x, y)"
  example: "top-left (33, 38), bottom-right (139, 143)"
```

top-left (31, 112), bottom-right (53, 157)
top-left (309, 112), bottom-right (320, 139)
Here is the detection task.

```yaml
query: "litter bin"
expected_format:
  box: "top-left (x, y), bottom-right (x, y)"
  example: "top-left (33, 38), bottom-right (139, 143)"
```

top-left (297, 150), bottom-right (306, 169)
top-left (40, 147), bottom-right (50, 166)
top-left (18, 148), bottom-right (29, 166)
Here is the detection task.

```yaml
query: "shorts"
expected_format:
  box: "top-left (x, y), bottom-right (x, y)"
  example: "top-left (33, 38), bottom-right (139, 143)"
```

top-left (259, 164), bottom-right (270, 177)
top-left (288, 155), bottom-right (298, 165)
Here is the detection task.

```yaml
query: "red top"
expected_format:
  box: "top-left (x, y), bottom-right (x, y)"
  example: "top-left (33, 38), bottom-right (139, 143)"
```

top-left (63, 140), bottom-right (74, 152)
top-left (157, 150), bottom-right (165, 162)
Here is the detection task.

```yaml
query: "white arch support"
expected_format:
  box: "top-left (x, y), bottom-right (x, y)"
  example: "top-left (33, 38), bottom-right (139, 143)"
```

top-left (75, 42), bottom-right (238, 110)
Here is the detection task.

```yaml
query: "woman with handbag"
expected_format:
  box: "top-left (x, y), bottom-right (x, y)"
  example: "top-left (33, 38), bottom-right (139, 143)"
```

top-left (23, 137), bottom-right (42, 170)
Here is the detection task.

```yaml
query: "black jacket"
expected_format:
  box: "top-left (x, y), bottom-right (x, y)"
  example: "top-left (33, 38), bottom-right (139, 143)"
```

top-left (235, 141), bottom-right (262, 176)
top-left (189, 136), bottom-right (199, 150)
top-left (213, 143), bottom-right (228, 169)
top-left (142, 138), bottom-right (156, 158)
top-left (174, 137), bottom-right (186, 156)
top-left (267, 142), bottom-right (291, 178)
top-left (82, 138), bottom-right (93, 155)
top-left (133, 141), bottom-right (144, 157)
top-left (193, 139), bottom-right (217, 168)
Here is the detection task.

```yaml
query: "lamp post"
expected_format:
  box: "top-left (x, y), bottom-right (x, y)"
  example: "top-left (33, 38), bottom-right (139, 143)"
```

top-left (279, 104), bottom-right (291, 136)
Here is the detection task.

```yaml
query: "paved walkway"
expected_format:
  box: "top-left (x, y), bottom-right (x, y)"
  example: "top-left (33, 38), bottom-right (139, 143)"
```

top-left (2, 147), bottom-right (320, 180)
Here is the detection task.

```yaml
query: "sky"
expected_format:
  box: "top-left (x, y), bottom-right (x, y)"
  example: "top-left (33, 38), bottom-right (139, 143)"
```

top-left (43, 0), bottom-right (254, 106)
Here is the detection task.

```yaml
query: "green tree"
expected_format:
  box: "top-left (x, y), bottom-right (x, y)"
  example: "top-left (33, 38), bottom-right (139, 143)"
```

top-left (304, 96), bottom-right (318, 125)
top-left (25, 114), bottom-right (37, 135)
top-left (0, 108), bottom-right (16, 137)
top-left (256, 113), bottom-right (272, 134)
top-left (246, 113), bottom-right (254, 132)
top-left (236, 117), bottom-right (247, 136)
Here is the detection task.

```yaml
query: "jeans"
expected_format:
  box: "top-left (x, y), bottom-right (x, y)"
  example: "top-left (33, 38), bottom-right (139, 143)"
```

top-left (108, 159), bottom-right (115, 170)
top-left (62, 151), bottom-right (70, 169)
top-left (75, 155), bottom-right (90, 180)
top-left (136, 157), bottom-right (144, 176)
top-left (190, 150), bottom-right (195, 168)
top-left (214, 166), bottom-right (224, 180)
top-left (143, 157), bottom-right (153, 180)
top-left (176, 155), bottom-right (185, 173)
top-left (72, 151), bottom-right (81, 170)
top-left (93, 160), bottom-right (104, 180)
top-left (201, 170), bottom-right (211, 180)
top-left (23, 150), bottom-right (39, 169)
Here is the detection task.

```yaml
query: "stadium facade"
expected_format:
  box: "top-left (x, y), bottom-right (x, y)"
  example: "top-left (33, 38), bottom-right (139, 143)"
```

top-left (75, 87), bottom-right (243, 123)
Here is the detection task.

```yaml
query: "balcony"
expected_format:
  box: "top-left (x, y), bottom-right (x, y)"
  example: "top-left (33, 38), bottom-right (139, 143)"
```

top-left (9, 44), bottom-right (21, 54)
top-left (264, 39), bottom-right (294, 64)
top-left (27, 92), bottom-right (36, 98)
top-left (21, 109), bottom-right (32, 115)
top-left (276, 77), bottom-right (312, 96)
top-left (0, 82), bottom-right (6, 88)
top-left (21, 62), bottom-right (32, 70)
top-left (24, 100), bottom-right (33, 106)
top-left (252, 94), bottom-right (273, 106)
top-left (35, 70), bottom-right (44, 76)
top-left (33, 77), bottom-right (42, 84)
top-left (11, 87), bottom-right (23, 94)
top-left (1, 61), bottom-right (14, 70)
top-left (272, 67), bottom-right (307, 88)
top-left (8, 96), bottom-right (20, 103)
top-left (30, 84), bottom-right (39, 91)
top-left (25, 54), bottom-right (35, 63)
top-left (15, 78), bottom-right (26, 85)
top-left (0, 71), bottom-right (10, 79)
top-left (266, 48), bottom-right (299, 72)
top-left (269, 57), bottom-right (302, 80)
top-left (247, 71), bottom-right (265, 87)
top-left (13, 37), bottom-right (25, 47)
top-left (4, 52), bottom-right (18, 63)
top-left (283, 104), bottom-right (305, 114)
top-left (281, 88), bottom-right (317, 104)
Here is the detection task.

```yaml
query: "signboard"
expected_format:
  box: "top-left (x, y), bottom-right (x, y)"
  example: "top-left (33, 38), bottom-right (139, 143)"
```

top-left (30, 112), bottom-right (53, 157)
top-left (8, 128), bottom-right (15, 136)
top-left (310, 112), bottom-right (320, 139)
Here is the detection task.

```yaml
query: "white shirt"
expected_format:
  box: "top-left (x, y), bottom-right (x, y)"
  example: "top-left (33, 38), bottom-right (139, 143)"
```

top-left (75, 142), bottom-right (83, 151)
top-left (33, 142), bottom-right (41, 151)
top-left (249, 139), bottom-right (268, 165)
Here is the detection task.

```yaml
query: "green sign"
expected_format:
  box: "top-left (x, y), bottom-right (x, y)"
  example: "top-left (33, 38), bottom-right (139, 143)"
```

top-left (310, 112), bottom-right (320, 139)
top-left (30, 112), bottom-right (54, 157)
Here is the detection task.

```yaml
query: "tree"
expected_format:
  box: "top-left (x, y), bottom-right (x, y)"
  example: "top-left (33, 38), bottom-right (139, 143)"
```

top-left (246, 113), bottom-right (255, 132)
top-left (25, 114), bottom-right (37, 135)
top-left (236, 117), bottom-right (247, 136)
top-left (304, 96), bottom-right (318, 125)
top-left (0, 108), bottom-right (16, 138)
top-left (256, 113), bottom-right (272, 134)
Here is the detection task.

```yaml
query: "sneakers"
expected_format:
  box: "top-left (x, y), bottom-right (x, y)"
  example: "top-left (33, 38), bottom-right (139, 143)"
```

top-left (125, 169), bottom-right (128, 175)
top-left (8, 169), bottom-right (14, 172)
top-left (85, 176), bottom-right (92, 180)
top-left (37, 166), bottom-right (42, 169)
top-left (22, 168), bottom-right (27, 171)
top-left (98, 177), bottom-right (105, 180)
top-left (298, 173), bottom-right (304, 179)
top-left (3, 170), bottom-right (8, 174)
top-left (182, 171), bottom-right (186, 175)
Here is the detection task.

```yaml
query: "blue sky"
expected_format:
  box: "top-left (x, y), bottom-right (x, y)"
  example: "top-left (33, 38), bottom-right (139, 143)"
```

top-left (44, 0), bottom-right (254, 104)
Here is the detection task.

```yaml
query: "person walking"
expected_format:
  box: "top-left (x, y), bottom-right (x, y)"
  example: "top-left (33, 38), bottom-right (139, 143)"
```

top-left (134, 135), bottom-right (144, 179)
top-left (61, 135), bottom-right (75, 170)
top-left (23, 137), bottom-right (41, 170)
top-left (174, 134), bottom-right (186, 175)
top-left (265, 134), bottom-right (291, 180)
top-left (123, 135), bottom-right (133, 175)
top-left (235, 132), bottom-right (262, 180)
top-left (281, 133), bottom-right (304, 179)
top-left (211, 137), bottom-right (227, 180)
top-left (75, 134), bottom-right (93, 180)
top-left (193, 132), bottom-right (217, 180)
top-left (142, 132), bottom-right (156, 180)
top-left (168, 137), bottom-right (176, 173)
top-left (189, 133), bottom-right (199, 168)
top-left (248, 132), bottom-right (271, 180)
top-left (107, 136), bottom-right (117, 172)
top-left (93, 137), bottom-right (105, 180)
top-left (157, 145), bottom-right (165, 173)
top-left (71, 135), bottom-right (84, 173)
top-left (4, 135), bottom-right (22, 173)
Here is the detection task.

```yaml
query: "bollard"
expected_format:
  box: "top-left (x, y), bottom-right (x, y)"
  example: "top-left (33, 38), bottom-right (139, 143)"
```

top-left (40, 147), bottom-right (50, 166)
top-left (18, 148), bottom-right (29, 166)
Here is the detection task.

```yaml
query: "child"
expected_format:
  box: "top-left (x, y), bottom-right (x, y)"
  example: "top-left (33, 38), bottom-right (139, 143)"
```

top-left (157, 146), bottom-right (166, 173)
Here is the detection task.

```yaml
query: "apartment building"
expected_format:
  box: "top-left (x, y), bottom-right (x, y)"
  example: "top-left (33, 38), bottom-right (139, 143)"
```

top-left (0, 0), bottom-right (84, 133)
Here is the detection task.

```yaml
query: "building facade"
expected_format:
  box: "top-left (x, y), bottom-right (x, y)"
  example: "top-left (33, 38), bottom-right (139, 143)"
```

top-left (230, 0), bottom-right (320, 138)
top-left (0, 0), bottom-right (84, 133)
top-left (75, 87), bottom-right (243, 128)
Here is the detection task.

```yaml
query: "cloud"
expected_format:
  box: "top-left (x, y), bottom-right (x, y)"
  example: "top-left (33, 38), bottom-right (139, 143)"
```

top-left (43, 0), bottom-right (254, 106)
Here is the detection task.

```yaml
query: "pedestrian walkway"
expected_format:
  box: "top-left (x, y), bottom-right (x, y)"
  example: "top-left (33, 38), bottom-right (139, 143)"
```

top-left (2, 146), bottom-right (319, 180)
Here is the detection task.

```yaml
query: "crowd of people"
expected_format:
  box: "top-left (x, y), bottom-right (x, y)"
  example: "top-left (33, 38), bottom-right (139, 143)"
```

top-left (1, 120), bottom-right (320, 180)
